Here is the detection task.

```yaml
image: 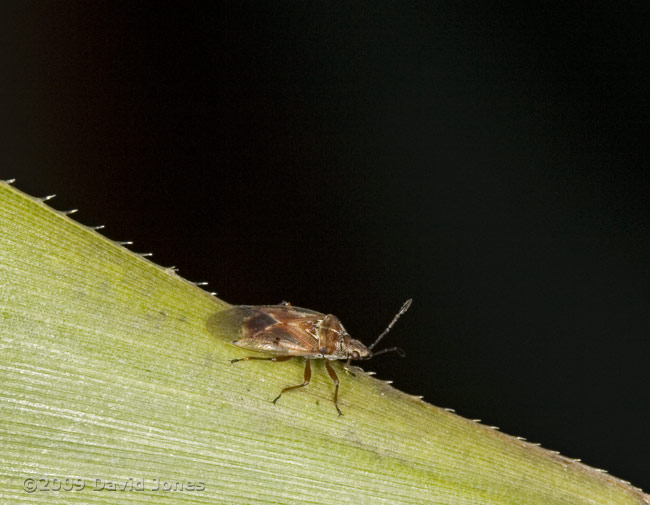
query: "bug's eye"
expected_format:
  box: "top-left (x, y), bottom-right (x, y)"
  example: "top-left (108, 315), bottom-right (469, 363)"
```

top-left (351, 350), bottom-right (360, 360)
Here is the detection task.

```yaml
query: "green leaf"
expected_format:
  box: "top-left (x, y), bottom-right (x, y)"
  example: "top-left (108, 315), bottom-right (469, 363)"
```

top-left (1, 180), bottom-right (647, 504)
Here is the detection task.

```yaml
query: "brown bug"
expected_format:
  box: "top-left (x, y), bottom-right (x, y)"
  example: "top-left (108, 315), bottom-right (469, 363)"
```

top-left (207, 299), bottom-right (412, 415)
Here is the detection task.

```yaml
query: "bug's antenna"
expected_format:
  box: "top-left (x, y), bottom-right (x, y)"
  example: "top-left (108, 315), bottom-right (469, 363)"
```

top-left (368, 298), bottom-right (412, 352)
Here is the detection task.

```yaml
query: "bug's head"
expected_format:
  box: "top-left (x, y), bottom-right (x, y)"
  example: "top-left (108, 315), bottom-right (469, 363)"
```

top-left (355, 299), bottom-right (412, 361)
top-left (346, 338), bottom-right (371, 361)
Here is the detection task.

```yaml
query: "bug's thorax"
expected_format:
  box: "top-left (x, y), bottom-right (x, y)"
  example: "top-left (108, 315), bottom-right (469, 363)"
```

top-left (316, 314), bottom-right (370, 360)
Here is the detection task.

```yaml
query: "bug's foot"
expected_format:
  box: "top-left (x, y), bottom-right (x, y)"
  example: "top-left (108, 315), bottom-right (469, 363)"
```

top-left (272, 394), bottom-right (282, 405)
top-left (343, 366), bottom-right (356, 377)
top-left (336, 405), bottom-right (343, 416)
top-left (230, 358), bottom-right (242, 364)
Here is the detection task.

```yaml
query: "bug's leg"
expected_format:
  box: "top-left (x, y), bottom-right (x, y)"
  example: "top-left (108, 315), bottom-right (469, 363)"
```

top-left (230, 356), bottom-right (292, 364)
top-left (342, 358), bottom-right (356, 377)
top-left (325, 361), bottom-right (343, 416)
top-left (273, 359), bottom-right (311, 405)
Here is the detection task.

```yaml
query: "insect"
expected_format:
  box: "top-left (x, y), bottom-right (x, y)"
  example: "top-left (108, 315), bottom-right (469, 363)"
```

top-left (207, 299), bottom-right (412, 415)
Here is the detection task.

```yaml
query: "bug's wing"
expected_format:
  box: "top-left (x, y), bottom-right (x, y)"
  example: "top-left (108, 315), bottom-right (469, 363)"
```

top-left (206, 306), bottom-right (261, 341)
top-left (239, 307), bottom-right (321, 355)
top-left (233, 325), bottom-right (316, 355)
top-left (207, 304), bottom-right (322, 355)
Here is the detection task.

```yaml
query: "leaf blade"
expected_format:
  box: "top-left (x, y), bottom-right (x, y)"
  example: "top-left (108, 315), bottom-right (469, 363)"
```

top-left (0, 181), bottom-right (647, 504)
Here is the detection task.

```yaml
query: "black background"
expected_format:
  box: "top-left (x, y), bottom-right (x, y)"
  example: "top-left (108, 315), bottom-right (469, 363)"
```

top-left (2, 1), bottom-right (649, 492)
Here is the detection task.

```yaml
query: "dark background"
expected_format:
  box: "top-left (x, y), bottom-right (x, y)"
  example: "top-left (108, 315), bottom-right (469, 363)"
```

top-left (2, 1), bottom-right (649, 491)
